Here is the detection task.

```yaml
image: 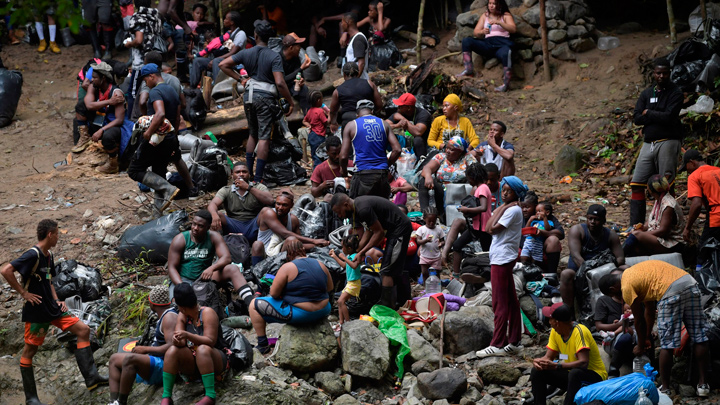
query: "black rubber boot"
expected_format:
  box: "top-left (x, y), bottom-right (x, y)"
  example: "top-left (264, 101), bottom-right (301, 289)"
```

top-left (629, 199), bottom-right (646, 228)
top-left (21, 366), bottom-right (46, 405)
top-left (88, 29), bottom-right (101, 59)
top-left (380, 286), bottom-right (396, 309)
top-left (176, 60), bottom-right (189, 83)
top-left (74, 346), bottom-right (109, 391)
top-left (102, 29), bottom-right (113, 59)
top-left (608, 349), bottom-right (623, 378)
top-left (141, 172), bottom-right (179, 216)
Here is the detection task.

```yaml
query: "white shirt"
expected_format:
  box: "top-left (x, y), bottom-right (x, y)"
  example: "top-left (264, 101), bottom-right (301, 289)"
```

top-left (346, 32), bottom-right (369, 80)
top-left (489, 205), bottom-right (523, 265)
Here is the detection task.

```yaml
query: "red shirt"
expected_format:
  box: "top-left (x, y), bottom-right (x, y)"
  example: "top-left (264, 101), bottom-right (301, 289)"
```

top-left (688, 165), bottom-right (720, 227)
top-left (310, 160), bottom-right (341, 185)
top-left (304, 107), bottom-right (328, 136)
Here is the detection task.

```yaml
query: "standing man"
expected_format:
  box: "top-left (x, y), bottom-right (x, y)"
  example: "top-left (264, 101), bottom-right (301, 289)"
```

top-left (341, 12), bottom-right (369, 80)
top-left (1, 220), bottom-right (108, 405)
top-left (35, 4), bottom-right (61, 54)
top-left (680, 149), bottom-right (720, 263)
top-left (311, 135), bottom-right (344, 198)
top-left (471, 121), bottom-right (515, 178)
top-left (219, 20), bottom-right (294, 184)
top-left (157, 0), bottom-right (193, 82)
top-left (83, 0), bottom-right (114, 59)
top-left (387, 93), bottom-right (433, 158)
top-left (341, 100), bottom-right (401, 198)
top-left (629, 58), bottom-right (683, 228)
top-left (331, 194), bottom-right (413, 309)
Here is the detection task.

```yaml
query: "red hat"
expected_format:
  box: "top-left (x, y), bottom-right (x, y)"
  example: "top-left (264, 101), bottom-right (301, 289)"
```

top-left (542, 302), bottom-right (572, 322)
top-left (392, 93), bottom-right (416, 107)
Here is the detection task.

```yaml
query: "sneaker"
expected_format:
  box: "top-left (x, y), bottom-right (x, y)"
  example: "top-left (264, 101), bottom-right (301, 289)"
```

top-left (697, 383), bottom-right (710, 397)
top-left (476, 346), bottom-right (504, 358)
top-left (658, 385), bottom-right (671, 395)
top-left (502, 343), bottom-right (523, 355)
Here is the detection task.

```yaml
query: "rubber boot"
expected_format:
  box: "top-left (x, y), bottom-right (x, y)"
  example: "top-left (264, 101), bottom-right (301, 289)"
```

top-left (456, 51), bottom-right (474, 77)
top-left (608, 349), bottom-right (623, 378)
top-left (89, 29), bottom-right (102, 59)
top-left (141, 172), bottom-right (179, 215)
top-left (176, 60), bottom-right (189, 83)
top-left (71, 125), bottom-right (92, 153)
top-left (495, 67), bottom-right (511, 92)
top-left (102, 29), bottom-right (113, 60)
top-left (629, 199), bottom-right (646, 229)
top-left (380, 286), bottom-right (396, 309)
top-left (96, 155), bottom-right (119, 174)
top-left (21, 366), bottom-right (46, 405)
top-left (74, 346), bottom-right (109, 390)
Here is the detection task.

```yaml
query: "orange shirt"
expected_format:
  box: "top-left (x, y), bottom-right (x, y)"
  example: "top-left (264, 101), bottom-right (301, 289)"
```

top-left (688, 165), bottom-right (720, 227)
top-left (621, 260), bottom-right (688, 305)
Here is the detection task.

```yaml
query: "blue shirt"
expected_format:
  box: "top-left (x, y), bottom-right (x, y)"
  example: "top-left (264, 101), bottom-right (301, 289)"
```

top-left (352, 115), bottom-right (388, 171)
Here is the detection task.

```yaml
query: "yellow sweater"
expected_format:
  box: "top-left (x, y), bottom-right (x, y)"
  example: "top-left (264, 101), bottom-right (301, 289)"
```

top-left (427, 116), bottom-right (480, 149)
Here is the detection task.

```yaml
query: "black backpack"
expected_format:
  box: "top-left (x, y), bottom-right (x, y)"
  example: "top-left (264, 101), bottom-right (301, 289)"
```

top-left (224, 233), bottom-right (251, 267)
top-left (192, 280), bottom-right (225, 320)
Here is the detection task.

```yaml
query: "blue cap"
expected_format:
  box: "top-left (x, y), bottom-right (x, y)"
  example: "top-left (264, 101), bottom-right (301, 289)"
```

top-left (139, 63), bottom-right (161, 79)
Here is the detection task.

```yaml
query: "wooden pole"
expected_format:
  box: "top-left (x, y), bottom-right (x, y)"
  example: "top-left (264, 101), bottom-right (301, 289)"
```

top-left (667, 0), bottom-right (677, 43)
top-left (700, 0), bottom-right (708, 40)
top-left (416, 0), bottom-right (426, 65)
top-left (455, 0), bottom-right (463, 16)
top-left (218, 0), bottom-right (224, 32)
top-left (538, 0), bottom-right (551, 82)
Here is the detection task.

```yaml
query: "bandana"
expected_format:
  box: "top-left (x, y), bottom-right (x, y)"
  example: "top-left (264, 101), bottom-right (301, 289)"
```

top-left (447, 136), bottom-right (469, 153)
top-left (500, 176), bottom-right (528, 201)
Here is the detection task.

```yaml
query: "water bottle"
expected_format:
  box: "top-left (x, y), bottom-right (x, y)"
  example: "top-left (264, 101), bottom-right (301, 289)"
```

top-left (428, 189), bottom-right (436, 207)
top-left (634, 388), bottom-right (653, 405)
top-left (426, 270), bottom-right (441, 294)
top-left (633, 354), bottom-right (650, 374)
top-left (597, 36), bottom-right (620, 51)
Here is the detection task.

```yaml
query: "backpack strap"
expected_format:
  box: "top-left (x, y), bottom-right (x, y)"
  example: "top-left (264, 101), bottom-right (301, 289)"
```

top-left (22, 247), bottom-right (42, 291)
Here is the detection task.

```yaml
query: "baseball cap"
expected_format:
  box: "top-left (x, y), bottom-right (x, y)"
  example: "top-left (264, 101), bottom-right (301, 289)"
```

top-left (356, 99), bottom-right (374, 111)
top-left (253, 19), bottom-right (276, 38)
top-left (542, 302), bottom-right (572, 322)
top-left (138, 63), bottom-right (161, 79)
top-left (679, 149), bottom-right (703, 172)
top-left (148, 285), bottom-right (171, 306)
top-left (587, 204), bottom-right (606, 220)
top-left (282, 32), bottom-right (306, 46)
top-left (393, 93), bottom-right (416, 107)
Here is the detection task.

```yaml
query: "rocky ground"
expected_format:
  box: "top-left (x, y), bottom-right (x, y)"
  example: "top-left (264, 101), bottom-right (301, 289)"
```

top-left (0, 19), bottom-right (718, 405)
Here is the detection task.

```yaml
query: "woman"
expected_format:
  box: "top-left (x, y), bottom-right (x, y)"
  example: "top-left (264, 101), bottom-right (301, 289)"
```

top-left (457, 0), bottom-right (516, 92)
top-left (123, 0), bottom-right (162, 119)
top-left (477, 175), bottom-right (526, 358)
top-left (249, 238), bottom-right (334, 354)
top-left (161, 282), bottom-right (230, 405)
top-left (419, 136), bottom-right (477, 211)
top-left (623, 174), bottom-right (686, 257)
top-left (189, 11), bottom-right (247, 88)
top-left (427, 94), bottom-right (480, 150)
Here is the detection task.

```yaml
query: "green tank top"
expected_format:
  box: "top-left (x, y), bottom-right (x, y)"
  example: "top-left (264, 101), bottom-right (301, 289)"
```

top-left (180, 231), bottom-right (215, 281)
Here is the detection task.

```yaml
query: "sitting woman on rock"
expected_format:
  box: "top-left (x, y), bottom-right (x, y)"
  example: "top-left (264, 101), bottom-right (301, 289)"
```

top-left (426, 94), bottom-right (480, 151)
top-left (457, 0), bottom-right (516, 92)
top-left (419, 136), bottom-right (477, 212)
top-left (249, 238), bottom-right (334, 354)
top-left (622, 174), bottom-right (686, 257)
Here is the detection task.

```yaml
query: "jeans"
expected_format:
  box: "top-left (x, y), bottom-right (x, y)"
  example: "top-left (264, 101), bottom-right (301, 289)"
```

top-left (190, 56), bottom-right (222, 88)
top-left (462, 36), bottom-right (514, 67)
top-left (309, 131), bottom-right (326, 168)
top-left (530, 367), bottom-right (603, 405)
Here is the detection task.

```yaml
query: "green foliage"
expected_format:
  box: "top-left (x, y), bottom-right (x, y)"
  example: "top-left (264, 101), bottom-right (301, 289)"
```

top-left (2, 0), bottom-right (85, 34)
top-left (116, 285), bottom-right (150, 336)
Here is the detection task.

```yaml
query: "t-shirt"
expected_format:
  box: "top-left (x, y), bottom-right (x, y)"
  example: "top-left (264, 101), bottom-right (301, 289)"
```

top-left (489, 205), bottom-right (523, 265)
top-left (214, 183), bottom-right (270, 222)
top-left (346, 253), bottom-right (361, 281)
top-left (427, 116), bottom-right (480, 149)
top-left (304, 107), bottom-right (328, 136)
top-left (475, 139), bottom-right (515, 170)
top-left (140, 73), bottom-right (181, 97)
top-left (688, 165), bottom-right (720, 227)
top-left (311, 160), bottom-right (341, 186)
top-left (354, 195), bottom-right (412, 240)
top-left (346, 32), bottom-right (369, 79)
top-left (416, 225), bottom-right (445, 259)
top-left (473, 183), bottom-right (493, 231)
top-left (231, 45), bottom-right (284, 96)
top-left (528, 218), bottom-right (555, 242)
top-left (621, 260), bottom-right (688, 305)
top-left (547, 323), bottom-right (608, 380)
top-left (147, 82), bottom-right (181, 126)
top-left (594, 295), bottom-right (624, 325)
top-left (11, 247), bottom-right (63, 323)
top-left (431, 152), bottom-right (477, 184)
top-left (390, 107), bottom-right (433, 141)
top-left (282, 53), bottom-right (302, 87)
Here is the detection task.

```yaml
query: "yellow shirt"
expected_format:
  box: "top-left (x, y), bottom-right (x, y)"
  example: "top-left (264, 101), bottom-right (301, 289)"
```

top-left (621, 260), bottom-right (688, 305)
top-left (547, 323), bottom-right (607, 380)
top-left (427, 116), bottom-right (480, 149)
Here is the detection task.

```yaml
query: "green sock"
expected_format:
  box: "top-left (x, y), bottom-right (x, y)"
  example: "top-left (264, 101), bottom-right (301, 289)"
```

top-left (201, 373), bottom-right (216, 399)
top-left (162, 372), bottom-right (176, 399)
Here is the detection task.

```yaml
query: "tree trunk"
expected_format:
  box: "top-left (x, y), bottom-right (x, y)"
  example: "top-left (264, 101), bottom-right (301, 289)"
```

top-left (455, 0), bottom-right (463, 15)
top-left (667, 0), bottom-right (677, 43)
top-left (700, 0), bottom-right (708, 40)
top-left (417, 0), bottom-right (426, 65)
top-left (218, 0), bottom-right (224, 32)
top-left (539, 0), bottom-right (552, 82)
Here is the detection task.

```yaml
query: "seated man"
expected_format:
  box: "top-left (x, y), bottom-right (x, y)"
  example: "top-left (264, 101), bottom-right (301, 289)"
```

top-left (108, 286), bottom-right (178, 405)
top-left (531, 303), bottom-right (607, 405)
top-left (167, 210), bottom-right (254, 310)
top-left (310, 135), bottom-right (344, 199)
top-left (470, 121), bottom-right (515, 178)
top-left (560, 204), bottom-right (624, 309)
top-left (251, 192), bottom-right (329, 265)
top-left (208, 162), bottom-right (273, 241)
top-left (386, 93), bottom-right (432, 158)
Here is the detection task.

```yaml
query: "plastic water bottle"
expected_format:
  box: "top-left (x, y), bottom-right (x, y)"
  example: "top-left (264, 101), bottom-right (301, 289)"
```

top-left (634, 388), bottom-right (652, 405)
top-left (633, 354), bottom-right (650, 374)
top-left (428, 189), bottom-right (436, 207)
top-left (597, 36), bottom-right (620, 50)
top-left (426, 270), bottom-right (441, 294)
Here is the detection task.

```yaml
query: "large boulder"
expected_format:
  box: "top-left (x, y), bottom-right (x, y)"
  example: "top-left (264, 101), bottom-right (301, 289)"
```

top-left (408, 329), bottom-right (442, 363)
top-left (429, 306), bottom-right (494, 355)
top-left (275, 322), bottom-right (339, 372)
top-left (560, 1), bottom-right (589, 24)
top-left (477, 363), bottom-right (522, 386)
top-left (470, 0), bottom-right (488, 10)
top-left (314, 371), bottom-right (346, 397)
top-left (334, 394), bottom-right (361, 405)
top-left (554, 144), bottom-right (587, 175)
top-left (514, 18), bottom-right (538, 38)
top-left (457, 10), bottom-right (482, 27)
top-left (523, 0), bottom-right (538, 7)
top-left (567, 24), bottom-right (589, 39)
top-left (570, 37), bottom-right (596, 53)
top-left (519, 295), bottom-right (538, 325)
top-left (341, 320), bottom-right (390, 380)
top-left (551, 42), bottom-right (576, 61)
top-left (522, 0), bottom-right (564, 26)
top-left (548, 29), bottom-right (568, 43)
top-left (417, 368), bottom-right (468, 400)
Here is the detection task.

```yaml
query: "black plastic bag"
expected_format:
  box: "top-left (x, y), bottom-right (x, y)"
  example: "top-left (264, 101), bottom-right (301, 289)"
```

top-left (190, 145), bottom-right (231, 192)
top-left (268, 140), bottom-right (293, 162)
top-left (368, 40), bottom-right (404, 72)
top-left (666, 38), bottom-right (712, 67)
top-left (116, 210), bottom-right (188, 264)
top-left (697, 238), bottom-right (720, 295)
top-left (671, 60), bottom-right (707, 91)
top-left (224, 233), bottom-right (251, 266)
top-left (521, 262), bottom-right (544, 282)
top-left (264, 158), bottom-right (308, 186)
top-left (250, 251), bottom-right (288, 282)
top-left (346, 270), bottom-right (382, 317)
top-left (707, 19), bottom-right (720, 54)
top-left (0, 68), bottom-right (23, 128)
top-left (222, 325), bottom-right (253, 370)
top-left (574, 249), bottom-right (617, 322)
top-left (183, 87), bottom-right (207, 131)
top-left (61, 27), bottom-right (76, 48)
top-left (53, 260), bottom-right (104, 301)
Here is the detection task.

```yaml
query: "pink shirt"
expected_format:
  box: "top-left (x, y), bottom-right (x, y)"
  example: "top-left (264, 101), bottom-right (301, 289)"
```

top-left (473, 184), bottom-right (493, 231)
top-left (485, 13), bottom-right (510, 39)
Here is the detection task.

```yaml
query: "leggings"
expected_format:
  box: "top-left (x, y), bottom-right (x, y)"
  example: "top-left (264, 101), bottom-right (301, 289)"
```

top-left (489, 260), bottom-right (521, 347)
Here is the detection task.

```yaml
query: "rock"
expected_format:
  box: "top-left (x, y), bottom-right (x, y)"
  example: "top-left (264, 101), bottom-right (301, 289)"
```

top-left (585, 23), bottom-right (596, 34)
top-left (678, 384), bottom-right (695, 397)
top-left (485, 58), bottom-right (500, 70)
top-left (315, 371), bottom-right (345, 397)
top-left (460, 399), bottom-right (476, 405)
top-left (554, 145), bottom-right (587, 175)
top-left (478, 363), bottom-right (522, 386)
top-left (515, 37), bottom-right (534, 48)
top-left (607, 175), bottom-right (631, 186)
top-left (546, 19), bottom-right (566, 29)
top-left (5, 226), bottom-right (22, 234)
top-left (412, 360), bottom-right (437, 375)
top-left (615, 22), bottom-right (642, 35)
top-left (532, 41), bottom-right (555, 54)
top-left (519, 49), bottom-right (534, 61)
top-left (514, 18), bottom-right (538, 39)
top-left (334, 394), bottom-right (361, 405)
top-left (519, 295), bottom-right (538, 325)
top-left (506, 0), bottom-right (523, 8)
top-left (429, 306), bottom-right (494, 355)
top-left (464, 386), bottom-right (483, 401)
top-left (551, 42), bottom-right (576, 61)
top-left (522, 0), bottom-right (537, 7)
top-left (468, 376), bottom-right (484, 391)
top-left (94, 227), bottom-right (106, 241)
top-left (522, 0), bottom-right (563, 26)
top-left (567, 25), bottom-right (588, 39)
top-left (456, 351), bottom-right (478, 363)
top-left (457, 10), bottom-right (482, 27)
top-left (433, 400), bottom-right (451, 405)
top-left (560, 1), bottom-right (589, 23)
top-left (102, 234), bottom-right (119, 245)
top-left (83, 209), bottom-right (93, 218)
top-left (569, 37), bottom-right (595, 53)
top-left (417, 368), bottom-right (468, 400)
top-left (408, 329), bottom-right (442, 363)
top-left (548, 29), bottom-right (568, 43)
top-left (275, 322), bottom-right (339, 372)
top-left (341, 320), bottom-right (390, 379)
top-left (470, 0), bottom-right (488, 10)
top-left (516, 375), bottom-right (531, 387)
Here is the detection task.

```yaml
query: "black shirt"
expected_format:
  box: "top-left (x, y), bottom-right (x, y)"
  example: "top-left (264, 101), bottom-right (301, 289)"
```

top-left (391, 107), bottom-right (433, 141)
top-left (282, 53), bottom-right (302, 88)
top-left (633, 82), bottom-right (683, 142)
top-left (594, 295), bottom-right (624, 325)
top-left (11, 247), bottom-right (63, 323)
top-left (337, 78), bottom-right (374, 117)
top-left (231, 45), bottom-right (284, 85)
top-left (147, 82), bottom-right (181, 127)
top-left (354, 196), bottom-right (412, 240)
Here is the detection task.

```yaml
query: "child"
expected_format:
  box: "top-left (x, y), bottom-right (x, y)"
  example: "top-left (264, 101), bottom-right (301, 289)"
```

top-left (597, 270), bottom-right (636, 378)
top-left (416, 206), bottom-right (445, 282)
top-left (389, 165), bottom-right (413, 206)
top-left (329, 234), bottom-right (362, 325)
top-left (303, 91), bottom-right (329, 168)
top-left (195, 29), bottom-right (230, 58)
top-left (520, 202), bottom-right (555, 263)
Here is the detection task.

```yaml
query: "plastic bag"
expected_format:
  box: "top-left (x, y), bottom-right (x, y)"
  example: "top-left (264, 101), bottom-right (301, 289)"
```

top-left (116, 210), bottom-right (188, 264)
top-left (574, 250), bottom-right (617, 324)
top-left (0, 68), bottom-right (23, 128)
top-left (222, 325), bottom-right (253, 370)
top-left (264, 158), bottom-right (308, 186)
top-left (671, 60), bottom-right (707, 91)
top-left (190, 145), bottom-right (231, 192)
top-left (370, 305), bottom-right (411, 379)
top-left (250, 251), bottom-right (288, 282)
top-left (521, 262), bottom-right (544, 282)
top-left (58, 295), bottom-right (111, 350)
top-left (183, 87), bottom-right (207, 130)
top-left (368, 40), bottom-right (404, 72)
top-left (396, 150), bottom-right (417, 177)
top-left (696, 237), bottom-right (720, 295)
top-left (53, 260), bottom-right (104, 301)
top-left (575, 364), bottom-right (659, 405)
top-left (666, 38), bottom-right (712, 68)
top-left (681, 95), bottom-right (715, 115)
top-left (694, 54), bottom-right (720, 93)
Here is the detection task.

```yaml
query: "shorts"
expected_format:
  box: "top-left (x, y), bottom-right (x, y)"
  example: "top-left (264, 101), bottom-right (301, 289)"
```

top-left (380, 233), bottom-right (410, 280)
top-left (520, 237), bottom-right (544, 262)
top-left (254, 296), bottom-right (331, 324)
top-left (246, 96), bottom-right (280, 142)
top-left (657, 284), bottom-right (709, 349)
top-left (25, 313), bottom-right (80, 346)
top-left (349, 170), bottom-right (391, 199)
top-left (83, 0), bottom-right (113, 25)
top-left (224, 216), bottom-right (260, 242)
top-left (342, 279), bottom-right (361, 297)
top-left (630, 139), bottom-right (681, 187)
top-left (135, 355), bottom-right (164, 385)
top-left (419, 255), bottom-right (442, 269)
